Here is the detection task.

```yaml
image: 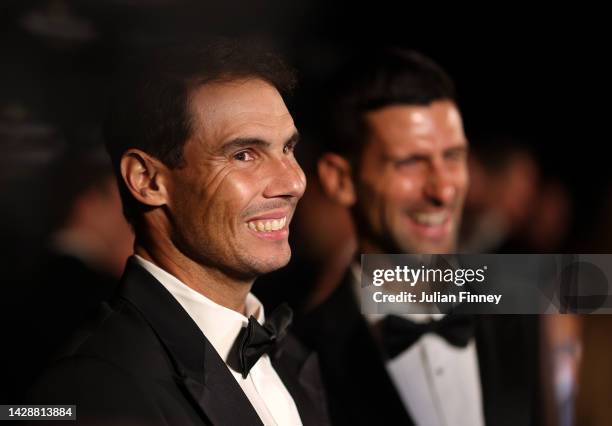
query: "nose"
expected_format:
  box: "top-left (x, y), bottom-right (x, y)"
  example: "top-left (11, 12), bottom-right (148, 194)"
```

top-left (424, 160), bottom-right (456, 207)
top-left (262, 156), bottom-right (307, 200)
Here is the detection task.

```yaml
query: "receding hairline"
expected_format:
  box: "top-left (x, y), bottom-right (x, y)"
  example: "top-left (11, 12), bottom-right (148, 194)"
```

top-left (188, 76), bottom-right (290, 132)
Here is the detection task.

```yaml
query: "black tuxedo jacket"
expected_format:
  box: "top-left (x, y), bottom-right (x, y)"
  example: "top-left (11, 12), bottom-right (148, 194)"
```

top-left (26, 258), bottom-right (330, 426)
top-left (295, 271), bottom-right (541, 426)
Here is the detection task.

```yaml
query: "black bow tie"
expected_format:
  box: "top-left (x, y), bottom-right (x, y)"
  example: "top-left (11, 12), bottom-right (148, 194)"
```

top-left (379, 314), bottom-right (474, 359)
top-left (229, 303), bottom-right (293, 378)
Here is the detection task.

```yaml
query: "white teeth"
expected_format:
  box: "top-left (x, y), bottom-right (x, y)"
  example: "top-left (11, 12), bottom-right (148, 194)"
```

top-left (247, 216), bottom-right (287, 232)
top-left (412, 212), bottom-right (448, 226)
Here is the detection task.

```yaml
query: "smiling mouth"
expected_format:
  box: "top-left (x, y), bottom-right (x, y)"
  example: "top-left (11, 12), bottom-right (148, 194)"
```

top-left (406, 211), bottom-right (453, 239)
top-left (246, 216), bottom-right (287, 232)
top-left (411, 211), bottom-right (449, 226)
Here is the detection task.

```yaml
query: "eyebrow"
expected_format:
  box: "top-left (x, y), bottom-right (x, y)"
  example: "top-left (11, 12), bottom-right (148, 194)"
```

top-left (220, 131), bottom-right (300, 155)
top-left (445, 145), bottom-right (468, 154)
top-left (384, 144), bottom-right (468, 162)
top-left (286, 131), bottom-right (300, 146)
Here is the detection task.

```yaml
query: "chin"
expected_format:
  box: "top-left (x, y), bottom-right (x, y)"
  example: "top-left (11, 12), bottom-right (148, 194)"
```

top-left (250, 250), bottom-right (292, 275)
top-left (423, 242), bottom-right (455, 254)
top-left (397, 239), bottom-right (454, 255)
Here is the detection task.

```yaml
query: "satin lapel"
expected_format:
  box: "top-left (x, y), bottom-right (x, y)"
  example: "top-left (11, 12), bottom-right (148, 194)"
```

top-left (475, 315), bottom-right (540, 426)
top-left (118, 257), bottom-right (263, 426)
top-left (272, 335), bottom-right (330, 426)
top-left (181, 343), bottom-right (263, 426)
top-left (296, 270), bottom-right (414, 425)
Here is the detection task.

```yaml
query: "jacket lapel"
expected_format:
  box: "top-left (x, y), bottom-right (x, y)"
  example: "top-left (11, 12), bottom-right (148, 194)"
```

top-left (475, 315), bottom-right (540, 426)
top-left (298, 267), bottom-right (539, 426)
top-left (296, 270), bottom-right (414, 425)
top-left (272, 334), bottom-right (331, 426)
top-left (181, 343), bottom-right (264, 426)
top-left (118, 257), bottom-right (263, 426)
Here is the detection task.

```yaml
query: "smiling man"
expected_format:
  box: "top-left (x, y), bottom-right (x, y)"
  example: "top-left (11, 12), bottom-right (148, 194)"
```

top-left (352, 100), bottom-right (468, 255)
top-left (26, 41), bottom-right (329, 426)
top-left (297, 49), bottom-right (540, 426)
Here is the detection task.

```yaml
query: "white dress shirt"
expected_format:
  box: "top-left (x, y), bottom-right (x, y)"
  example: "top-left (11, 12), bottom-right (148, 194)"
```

top-left (134, 255), bottom-right (303, 426)
top-left (352, 263), bottom-right (485, 426)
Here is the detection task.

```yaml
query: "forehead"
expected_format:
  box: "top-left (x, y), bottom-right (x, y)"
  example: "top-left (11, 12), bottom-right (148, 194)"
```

top-left (364, 100), bottom-right (466, 154)
top-left (189, 78), bottom-right (294, 146)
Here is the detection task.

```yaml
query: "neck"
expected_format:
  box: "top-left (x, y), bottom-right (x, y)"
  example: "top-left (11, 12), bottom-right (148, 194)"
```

top-left (134, 235), bottom-right (253, 315)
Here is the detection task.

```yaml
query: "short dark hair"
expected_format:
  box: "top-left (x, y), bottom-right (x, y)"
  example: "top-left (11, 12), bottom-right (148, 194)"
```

top-left (324, 48), bottom-right (456, 163)
top-left (104, 38), bottom-right (296, 223)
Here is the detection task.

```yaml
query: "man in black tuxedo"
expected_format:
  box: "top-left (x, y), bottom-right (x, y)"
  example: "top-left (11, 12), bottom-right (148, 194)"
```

top-left (296, 49), bottom-right (540, 425)
top-left (26, 40), bottom-right (329, 426)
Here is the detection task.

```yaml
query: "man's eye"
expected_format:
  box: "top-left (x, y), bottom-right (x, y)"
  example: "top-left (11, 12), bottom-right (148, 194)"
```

top-left (283, 142), bottom-right (296, 154)
top-left (234, 150), bottom-right (255, 161)
top-left (445, 149), bottom-right (467, 161)
top-left (394, 157), bottom-right (421, 169)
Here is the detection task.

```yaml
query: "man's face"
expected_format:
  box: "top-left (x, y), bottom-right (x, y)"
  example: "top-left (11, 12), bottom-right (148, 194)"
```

top-left (355, 100), bottom-right (468, 254)
top-left (166, 79), bottom-right (306, 279)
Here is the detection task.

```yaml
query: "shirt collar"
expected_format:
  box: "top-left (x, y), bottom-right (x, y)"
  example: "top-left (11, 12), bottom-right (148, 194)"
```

top-left (133, 255), bottom-right (265, 364)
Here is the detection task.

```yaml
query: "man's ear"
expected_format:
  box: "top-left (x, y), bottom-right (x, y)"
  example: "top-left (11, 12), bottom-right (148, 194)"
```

top-left (120, 149), bottom-right (169, 208)
top-left (318, 153), bottom-right (356, 207)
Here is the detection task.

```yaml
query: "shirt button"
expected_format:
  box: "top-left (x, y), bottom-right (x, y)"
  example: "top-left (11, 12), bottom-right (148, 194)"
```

top-left (435, 367), bottom-right (444, 376)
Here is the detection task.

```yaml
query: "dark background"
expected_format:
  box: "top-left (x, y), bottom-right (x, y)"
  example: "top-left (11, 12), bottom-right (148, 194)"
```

top-left (0, 0), bottom-right (605, 253)
top-left (0, 0), bottom-right (608, 414)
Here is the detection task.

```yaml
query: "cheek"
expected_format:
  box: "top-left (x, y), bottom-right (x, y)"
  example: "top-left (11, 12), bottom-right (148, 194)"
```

top-left (387, 172), bottom-right (420, 205)
top-left (364, 173), bottom-right (416, 220)
top-left (209, 173), bottom-right (256, 222)
top-left (453, 166), bottom-right (470, 198)
top-left (395, 175), bottom-right (417, 194)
